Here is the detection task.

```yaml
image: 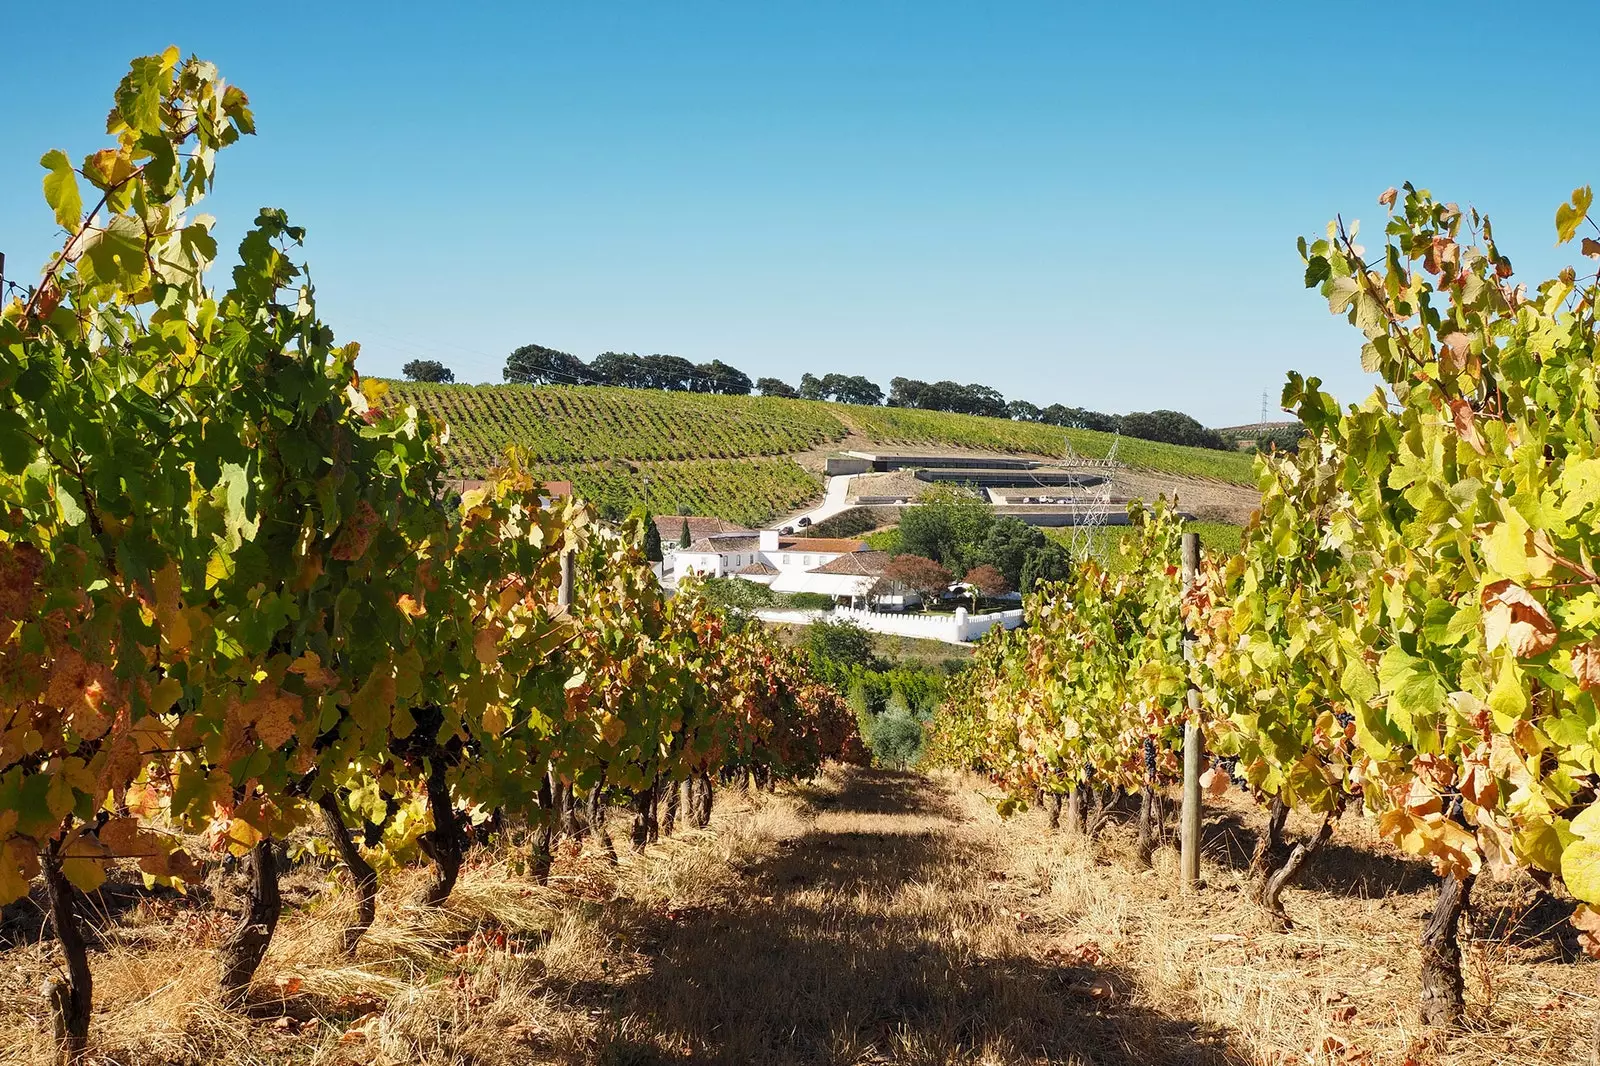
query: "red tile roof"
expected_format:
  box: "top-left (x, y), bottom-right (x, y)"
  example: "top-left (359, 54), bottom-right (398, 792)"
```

top-left (655, 516), bottom-right (756, 542)
top-left (808, 550), bottom-right (890, 576)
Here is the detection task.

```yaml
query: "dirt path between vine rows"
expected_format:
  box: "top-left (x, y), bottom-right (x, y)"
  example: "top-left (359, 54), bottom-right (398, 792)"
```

top-left (581, 766), bottom-right (1234, 1066)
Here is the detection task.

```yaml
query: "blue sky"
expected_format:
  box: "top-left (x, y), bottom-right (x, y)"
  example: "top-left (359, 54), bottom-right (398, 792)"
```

top-left (1, 2), bottom-right (1593, 426)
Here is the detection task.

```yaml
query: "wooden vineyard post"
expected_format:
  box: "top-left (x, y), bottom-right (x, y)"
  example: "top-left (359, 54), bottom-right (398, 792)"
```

top-left (1180, 531), bottom-right (1203, 890)
top-left (559, 548), bottom-right (575, 609)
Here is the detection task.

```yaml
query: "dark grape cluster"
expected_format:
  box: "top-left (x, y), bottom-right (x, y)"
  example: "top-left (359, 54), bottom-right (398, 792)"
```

top-left (1143, 737), bottom-right (1157, 778)
top-left (1213, 754), bottom-right (1247, 788)
top-left (1333, 709), bottom-right (1355, 729)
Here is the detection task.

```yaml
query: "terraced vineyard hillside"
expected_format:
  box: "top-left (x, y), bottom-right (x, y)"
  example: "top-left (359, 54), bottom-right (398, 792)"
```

top-left (382, 381), bottom-right (1257, 522)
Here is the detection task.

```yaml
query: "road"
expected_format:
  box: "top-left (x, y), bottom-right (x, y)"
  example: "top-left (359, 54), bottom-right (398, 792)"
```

top-left (773, 472), bottom-right (856, 531)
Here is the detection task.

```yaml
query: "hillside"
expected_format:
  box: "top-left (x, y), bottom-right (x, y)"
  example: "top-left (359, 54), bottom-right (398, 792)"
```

top-left (382, 382), bottom-right (1258, 523)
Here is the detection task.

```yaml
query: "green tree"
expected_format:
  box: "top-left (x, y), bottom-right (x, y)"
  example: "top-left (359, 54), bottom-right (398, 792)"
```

top-left (402, 359), bottom-right (454, 383)
top-left (635, 507), bottom-right (663, 562)
top-left (898, 486), bottom-right (992, 573)
top-left (975, 515), bottom-right (1046, 589)
top-left (503, 343), bottom-right (592, 385)
top-left (678, 518), bottom-right (692, 548)
top-left (755, 376), bottom-right (798, 398)
top-left (1019, 540), bottom-right (1071, 593)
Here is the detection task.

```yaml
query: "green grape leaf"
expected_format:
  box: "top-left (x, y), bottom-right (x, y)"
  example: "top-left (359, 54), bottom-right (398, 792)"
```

top-left (39, 150), bottom-right (82, 231)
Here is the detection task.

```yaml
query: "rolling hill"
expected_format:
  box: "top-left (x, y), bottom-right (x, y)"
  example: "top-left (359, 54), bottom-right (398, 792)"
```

top-left (380, 381), bottom-right (1259, 524)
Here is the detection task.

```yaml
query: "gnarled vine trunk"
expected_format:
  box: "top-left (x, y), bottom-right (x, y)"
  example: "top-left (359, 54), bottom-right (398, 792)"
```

top-left (218, 837), bottom-right (282, 1001)
top-left (1261, 811), bottom-right (1335, 928)
top-left (417, 758), bottom-right (465, 906)
top-left (693, 773), bottom-right (714, 827)
top-left (1248, 795), bottom-right (1291, 903)
top-left (1419, 872), bottom-right (1474, 1028)
top-left (1064, 786), bottom-right (1085, 835)
top-left (1045, 791), bottom-right (1063, 830)
top-left (557, 777), bottom-right (582, 840)
top-left (588, 776), bottom-right (618, 862)
top-left (530, 770), bottom-right (555, 883)
top-left (660, 775), bottom-right (680, 836)
top-left (1135, 786), bottom-right (1162, 866)
top-left (317, 794), bottom-right (378, 954)
top-left (1084, 784), bottom-right (1118, 838)
top-left (630, 786), bottom-right (654, 851)
top-left (41, 847), bottom-right (91, 1063)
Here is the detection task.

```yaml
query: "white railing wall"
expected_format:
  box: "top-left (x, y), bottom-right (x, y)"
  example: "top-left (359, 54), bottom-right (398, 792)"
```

top-left (751, 605), bottom-right (1024, 645)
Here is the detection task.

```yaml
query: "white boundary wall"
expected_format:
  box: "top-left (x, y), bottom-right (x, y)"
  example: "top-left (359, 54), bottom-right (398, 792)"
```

top-left (752, 605), bottom-right (1024, 645)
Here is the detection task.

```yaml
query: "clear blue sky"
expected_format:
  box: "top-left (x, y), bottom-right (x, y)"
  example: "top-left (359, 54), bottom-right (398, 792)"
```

top-left (1, 2), bottom-right (1592, 426)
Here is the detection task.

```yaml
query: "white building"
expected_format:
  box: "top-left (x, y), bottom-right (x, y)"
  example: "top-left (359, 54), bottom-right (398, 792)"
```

top-left (671, 530), bottom-right (893, 605)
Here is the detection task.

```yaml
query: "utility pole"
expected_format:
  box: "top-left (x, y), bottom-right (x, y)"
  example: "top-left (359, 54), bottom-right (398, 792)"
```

top-left (1180, 531), bottom-right (1203, 890)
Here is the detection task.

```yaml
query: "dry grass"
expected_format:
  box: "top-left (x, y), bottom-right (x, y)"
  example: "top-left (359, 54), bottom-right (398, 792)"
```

top-left (964, 779), bottom-right (1597, 1066)
top-left (1, 770), bottom-right (1593, 1065)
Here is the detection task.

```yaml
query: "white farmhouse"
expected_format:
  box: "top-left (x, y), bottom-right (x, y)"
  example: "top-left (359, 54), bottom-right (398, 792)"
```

top-left (671, 529), bottom-right (891, 605)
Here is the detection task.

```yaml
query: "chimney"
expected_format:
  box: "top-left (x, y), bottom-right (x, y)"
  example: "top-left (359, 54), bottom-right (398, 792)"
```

top-left (759, 529), bottom-right (779, 552)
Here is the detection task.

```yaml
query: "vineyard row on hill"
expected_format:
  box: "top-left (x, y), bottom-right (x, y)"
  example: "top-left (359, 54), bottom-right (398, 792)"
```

top-left (0, 52), bottom-right (860, 1061)
top-left (386, 381), bottom-right (1259, 487)
top-left (523, 458), bottom-right (822, 527)
top-left (929, 185), bottom-right (1600, 1036)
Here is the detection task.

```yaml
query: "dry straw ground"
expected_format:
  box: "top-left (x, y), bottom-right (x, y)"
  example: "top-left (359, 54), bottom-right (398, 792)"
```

top-left (0, 766), bottom-right (1592, 1065)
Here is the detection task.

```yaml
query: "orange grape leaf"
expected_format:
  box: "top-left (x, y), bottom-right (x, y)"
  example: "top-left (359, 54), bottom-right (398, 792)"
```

top-left (1573, 640), bottom-right (1600, 691)
top-left (329, 500), bottom-right (380, 562)
top-left (1482, 580), bottom-right (1558, 658)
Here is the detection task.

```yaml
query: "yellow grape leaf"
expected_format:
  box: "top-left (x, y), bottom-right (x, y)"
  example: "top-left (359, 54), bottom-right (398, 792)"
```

top-left (148, 676), bottom-right (183, 715)
top-left (0, 839), bottom-right (40, 906)
top-left (1571, 800), bottom-right (1600, 840)
top-left (1562, 839), bottom-right (1600, 904)
top-left (288, 650), bottom-right (337, 693)
top-left (482, 706), bottom-right (509, 734)
top-left (348, 670), bottom-right (396, 739)
top-left (1478, 505), bottom-right (1555, 582)
top-left (60, 828), bottom-right (112, 893)
top-left (1514, 821), bottom-right (1564, 873)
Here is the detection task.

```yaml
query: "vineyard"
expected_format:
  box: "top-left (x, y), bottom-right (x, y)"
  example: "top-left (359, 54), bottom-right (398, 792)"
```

top-left (833, 404), bottom-right (1258, 485)
top-left (519, 458), bottom-right (820, 527)
top-left (929, 186), bottom-right (1600, 1060)
top-left (384, 382), bottom-right (1258, 519)
top-left (0, 53), bottom-right (859, 1065)
top-left (385, 382), bottom-right (848, 472)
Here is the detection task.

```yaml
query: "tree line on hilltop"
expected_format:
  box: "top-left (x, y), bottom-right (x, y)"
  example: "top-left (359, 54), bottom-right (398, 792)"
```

top-left (399, 344), bottom-right (1264, 452)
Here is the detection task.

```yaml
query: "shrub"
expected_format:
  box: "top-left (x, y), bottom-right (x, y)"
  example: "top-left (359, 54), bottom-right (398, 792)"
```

top-left (804, 617), bottom-right (880, 671)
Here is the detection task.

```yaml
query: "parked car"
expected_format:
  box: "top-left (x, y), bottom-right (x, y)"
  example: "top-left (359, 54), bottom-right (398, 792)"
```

top-left (779, 525), bottom-right (794, 535)
top-left (797, 516), bottom-right (811, 527)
